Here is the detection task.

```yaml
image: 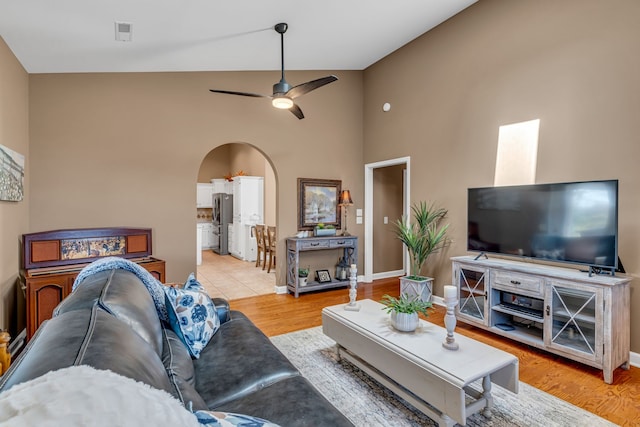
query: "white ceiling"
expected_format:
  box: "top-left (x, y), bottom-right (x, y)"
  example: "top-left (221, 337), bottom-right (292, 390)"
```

top-left (0, 0), bottom-right (476, 74)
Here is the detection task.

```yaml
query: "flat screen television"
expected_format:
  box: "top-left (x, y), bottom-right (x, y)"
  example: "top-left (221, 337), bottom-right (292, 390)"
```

top-left (467, 180), bottom-right (618, 271)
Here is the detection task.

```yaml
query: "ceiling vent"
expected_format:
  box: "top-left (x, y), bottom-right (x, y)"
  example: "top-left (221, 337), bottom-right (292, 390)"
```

top-left (115, 21), bottom-right (133, 42)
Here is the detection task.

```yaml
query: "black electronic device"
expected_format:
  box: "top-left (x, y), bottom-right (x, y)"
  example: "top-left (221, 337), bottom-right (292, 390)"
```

top-left (467, 180), bottom-right (618, 273)
top-left (495, 323), bottom-right (516, 331)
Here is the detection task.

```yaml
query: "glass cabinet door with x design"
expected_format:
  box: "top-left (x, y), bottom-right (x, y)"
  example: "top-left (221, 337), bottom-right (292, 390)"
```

top-left (544, 280), bottom-right (604, 364)
top-left (454, 263), bottom-right (490, 326)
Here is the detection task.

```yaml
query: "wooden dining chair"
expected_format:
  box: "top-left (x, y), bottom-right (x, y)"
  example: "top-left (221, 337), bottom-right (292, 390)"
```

top-left (255, 225), bottom-right (267, 268)
top-left (266, 226), bottom-right (276, 273)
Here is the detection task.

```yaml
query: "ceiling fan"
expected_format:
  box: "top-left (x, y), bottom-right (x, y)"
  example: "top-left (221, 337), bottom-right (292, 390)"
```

top-left (209, 23), bottom-right (338, 120)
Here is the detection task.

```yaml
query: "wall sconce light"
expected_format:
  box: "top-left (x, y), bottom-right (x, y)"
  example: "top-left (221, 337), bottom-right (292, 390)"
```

top-left (339, 189), bottom-right (354, 236)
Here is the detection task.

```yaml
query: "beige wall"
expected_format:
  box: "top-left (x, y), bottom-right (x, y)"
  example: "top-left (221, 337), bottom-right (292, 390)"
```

top-left (373, 165), bottom-right (404, 273)
top-left (0, 37), bottom-right (29, 335)
top-left (29, 70), bottom-right (364, 287)
top-left (363, 0), bottom-right (640, 351)
top-left (197, 144), bottom-right (230, 182)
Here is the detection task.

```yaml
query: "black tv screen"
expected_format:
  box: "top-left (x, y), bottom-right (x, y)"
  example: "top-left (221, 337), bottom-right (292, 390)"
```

top-left (467, 180), bottom-right (618, 269)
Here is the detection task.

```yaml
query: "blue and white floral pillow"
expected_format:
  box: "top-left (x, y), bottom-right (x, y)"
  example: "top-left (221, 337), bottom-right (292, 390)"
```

top-left (164, 274), bottom-right (219, 358)
top-left (195, 411), bottom-right (281, 427)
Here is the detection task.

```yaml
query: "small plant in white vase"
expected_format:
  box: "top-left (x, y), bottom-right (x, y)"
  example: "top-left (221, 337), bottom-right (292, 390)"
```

top-left (298, 267), bottom-right (309, 287)
top-left (381, 293), bottom-right (433, 332)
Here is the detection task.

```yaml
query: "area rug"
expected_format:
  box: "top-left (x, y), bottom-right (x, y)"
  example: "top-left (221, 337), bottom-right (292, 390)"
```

top-left (271, 327), bottom-right (618, 427)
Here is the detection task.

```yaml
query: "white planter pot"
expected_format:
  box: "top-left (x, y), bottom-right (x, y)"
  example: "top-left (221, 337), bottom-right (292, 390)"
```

top-left (390, 311), bottom-right (419, 332)
top-left (298, 277), bottom-right (308, 287)
top-left (399, 276), bottom-right (434, 302)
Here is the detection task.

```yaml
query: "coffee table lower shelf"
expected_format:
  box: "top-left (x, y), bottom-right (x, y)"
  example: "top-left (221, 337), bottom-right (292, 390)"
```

top-left (336, 345), bottom-right (496, 427)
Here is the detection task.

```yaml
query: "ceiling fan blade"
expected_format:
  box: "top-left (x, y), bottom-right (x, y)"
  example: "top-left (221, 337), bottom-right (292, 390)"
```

top-left (286, 75), bottom-right (338, 99)
top-left (209, 89), bottom-right (269, 98)
top-left (289, 103), bottom-right (304, 120)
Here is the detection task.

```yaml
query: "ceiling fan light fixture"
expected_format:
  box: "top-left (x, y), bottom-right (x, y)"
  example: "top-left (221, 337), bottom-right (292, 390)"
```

top-left (272, 96), bottom-right (294, 109)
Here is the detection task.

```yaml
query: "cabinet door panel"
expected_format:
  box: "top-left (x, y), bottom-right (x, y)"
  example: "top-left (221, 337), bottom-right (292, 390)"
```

top-left (27, 276), bottom-right (73, 338)
top-left (454, 263), bottom-right (489, 326)
top-left (544, 280), bottom-right (603, 364)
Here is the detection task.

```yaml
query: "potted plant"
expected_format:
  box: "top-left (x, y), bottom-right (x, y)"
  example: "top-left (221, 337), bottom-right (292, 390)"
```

top-left (298, 267), bottom-right (310, 287)
top-left (314, 223), bottom-right (337, 237)
top-left (381, 293), bottom-right (433, 332)
top-left (394, 201), bottom-right (450, 302)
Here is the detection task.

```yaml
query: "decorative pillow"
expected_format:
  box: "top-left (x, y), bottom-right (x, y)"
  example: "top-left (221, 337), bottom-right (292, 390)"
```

top-left (0, 365), bottom-right (201, 427)
top-left (164, 275), bottom-right (219, 359)
top-left (194, 411), bottom-right (281, 427)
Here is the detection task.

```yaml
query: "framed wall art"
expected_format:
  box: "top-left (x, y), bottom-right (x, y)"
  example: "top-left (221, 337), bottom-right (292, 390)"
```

top-left (315, 269), bottom-right (332, 283)
top-left (0, 143), bottom-right (25, 202)
top-left (297, 178), bottom-right (341, 230)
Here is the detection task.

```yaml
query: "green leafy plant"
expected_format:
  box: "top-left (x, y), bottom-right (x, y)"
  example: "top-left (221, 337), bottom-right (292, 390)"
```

top-left (316, 223), bottom-right (325, 229)
top-left (381, 293), bottom-right (433, 316)
top-left (298, 267), bottom-right (309, 277)
top-left (394, 201), bottom-right (451, 280)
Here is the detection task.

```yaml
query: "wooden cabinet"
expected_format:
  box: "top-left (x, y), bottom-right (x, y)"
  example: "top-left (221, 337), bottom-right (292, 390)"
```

top-left (452, 256), bottom-right (630, 384)
top-left (24, 257), bottom-right (165, 339)
top-left (22, 227), bottom-right (166, 341)
top-left (286, 236), bottom-right (357, 298)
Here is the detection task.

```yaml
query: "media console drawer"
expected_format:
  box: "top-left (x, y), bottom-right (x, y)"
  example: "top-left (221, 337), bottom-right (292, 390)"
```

top-left (491, 270), bottom-right (543, 298)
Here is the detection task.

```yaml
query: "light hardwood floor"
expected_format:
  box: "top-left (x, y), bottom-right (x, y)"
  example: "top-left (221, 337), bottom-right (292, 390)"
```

top-left (230, 277), bottom-right (640, 426)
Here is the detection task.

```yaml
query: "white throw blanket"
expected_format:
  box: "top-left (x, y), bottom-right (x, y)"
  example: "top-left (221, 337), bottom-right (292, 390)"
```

top-left (0, 366), bottom-right (200, 427)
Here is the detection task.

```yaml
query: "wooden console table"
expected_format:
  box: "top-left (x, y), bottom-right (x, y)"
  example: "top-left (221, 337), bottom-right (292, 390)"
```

top-left (21, 227), bottom-right (165, 339)
top-left (286, 236), bottom-right (357, 298)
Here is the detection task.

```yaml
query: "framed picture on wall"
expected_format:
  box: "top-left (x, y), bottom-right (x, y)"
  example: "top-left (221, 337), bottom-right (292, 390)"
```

top-left (297, 178), bottom-right (342, 230)
top-left (0, 143), bottom-right (25, 202)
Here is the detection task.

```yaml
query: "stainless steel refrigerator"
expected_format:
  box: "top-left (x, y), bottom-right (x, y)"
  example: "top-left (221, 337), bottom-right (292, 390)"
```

top-left (212, 193), bottom-right (233, 255)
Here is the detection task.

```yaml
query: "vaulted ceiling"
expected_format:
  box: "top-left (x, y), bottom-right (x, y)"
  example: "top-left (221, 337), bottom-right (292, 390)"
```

top-left (0, 0), bottom-right (476, 73)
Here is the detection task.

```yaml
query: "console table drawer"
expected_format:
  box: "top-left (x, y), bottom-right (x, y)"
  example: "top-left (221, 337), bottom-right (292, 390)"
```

top-left (329, 238), bottom-right (355, 248)
top-left (298, 240), bottom-right (330, 250)
top-left (491, 270), bottom-right (543, 297)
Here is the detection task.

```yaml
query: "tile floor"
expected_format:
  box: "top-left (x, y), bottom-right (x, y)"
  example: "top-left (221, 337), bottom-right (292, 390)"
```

top-left (196, 249), bottom-right (276, 300)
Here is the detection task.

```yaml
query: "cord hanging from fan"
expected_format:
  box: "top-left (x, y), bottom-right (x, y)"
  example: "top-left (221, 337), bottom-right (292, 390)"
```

top-left (209, 23), bottom-right (338, 119)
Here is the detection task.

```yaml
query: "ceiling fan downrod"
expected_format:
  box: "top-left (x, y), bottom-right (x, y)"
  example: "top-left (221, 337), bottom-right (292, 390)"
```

top-left (273, 23), bottom-right (290, 94)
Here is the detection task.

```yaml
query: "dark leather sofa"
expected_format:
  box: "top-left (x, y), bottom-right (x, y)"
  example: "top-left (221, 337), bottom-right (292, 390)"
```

top-left (0, 269), bottom-right (352, 426)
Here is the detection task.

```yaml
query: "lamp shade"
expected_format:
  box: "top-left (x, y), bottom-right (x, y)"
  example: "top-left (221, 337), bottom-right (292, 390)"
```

top-left (339, 190), bottom-right (353, 206)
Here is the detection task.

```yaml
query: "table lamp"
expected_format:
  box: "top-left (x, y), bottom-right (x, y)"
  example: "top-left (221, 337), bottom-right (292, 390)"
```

top-left (339, 190), bottom-right (353, 236)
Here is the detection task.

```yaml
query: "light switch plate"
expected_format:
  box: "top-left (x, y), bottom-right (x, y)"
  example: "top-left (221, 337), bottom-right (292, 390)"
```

top-left (356, 209), bottom-right (363, 217)
top-left (356, 217), bottom-right (363, 224)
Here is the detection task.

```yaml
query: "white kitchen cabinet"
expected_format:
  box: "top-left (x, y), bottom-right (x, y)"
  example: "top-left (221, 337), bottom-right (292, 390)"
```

top-left (230, 176), bottom-right (263, 261)
top-left (200, 223), bottom-right (214, 249)
top-left (211, 178), bottom-right (233, 195)
top-left (196, 224), bottom-right (203, 265)
top-left (196, 183), bottom-right (214, 208)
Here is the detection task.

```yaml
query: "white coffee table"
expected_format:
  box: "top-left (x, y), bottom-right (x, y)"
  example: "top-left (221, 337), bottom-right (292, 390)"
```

top-left (322, 299), bottom-right (519, 426)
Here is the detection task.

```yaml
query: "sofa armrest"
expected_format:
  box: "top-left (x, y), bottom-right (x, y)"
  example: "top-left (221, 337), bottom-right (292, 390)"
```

top-left (211, 298), bottom-right (231, 324)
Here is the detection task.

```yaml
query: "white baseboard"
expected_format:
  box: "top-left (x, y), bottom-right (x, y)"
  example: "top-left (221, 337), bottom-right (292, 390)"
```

top-left (432, 297), bottom-right (640, 369)
top-left (371, 270), bottom-right (404, 281)
top-left (274, 285), bottom-right (288, 294)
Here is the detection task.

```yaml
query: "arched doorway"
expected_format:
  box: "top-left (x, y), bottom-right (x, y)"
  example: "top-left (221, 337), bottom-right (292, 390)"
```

top-left (195, 142), bottom-right (277, 300)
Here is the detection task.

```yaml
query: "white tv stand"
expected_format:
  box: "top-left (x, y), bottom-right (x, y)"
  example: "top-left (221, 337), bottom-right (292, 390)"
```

top-left (451, 255), bottom-right (631, 384)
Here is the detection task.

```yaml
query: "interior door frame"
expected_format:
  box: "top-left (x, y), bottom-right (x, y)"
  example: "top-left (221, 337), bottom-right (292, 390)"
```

top-left (364, 156), bottom-right (410, 283)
